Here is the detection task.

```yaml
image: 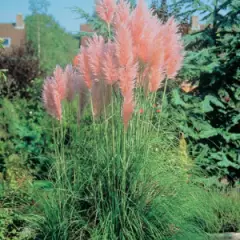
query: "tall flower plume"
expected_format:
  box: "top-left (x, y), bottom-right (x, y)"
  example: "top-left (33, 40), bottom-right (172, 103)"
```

top-left (54, 65), bottom-right (66, 100)
top-left (130, 0), bottom-right (151, 61)
top-left (115, 22), bottom-right (137, 128)
top-left (163, 17), bottom-right (184, 79)
top-left (102, 41), bottom-right (118, 85)
top-left (78, 46), bottom-right (92, 89)
top-left (113, 0), bottom-right (131, 28)
top-left (148, 66), bottom-right (165, 92)
top-left (42, 77), bottom-right (62, 120)
top-left (96, 0), bottom-right (116, 24)
top-left (64, 65), bottom-right (76, 102)
top-left (115, 24), bottom-right (134, 67)
top-left (147, 25), bottom-right (165, 92)
top-left (87, 34), bottom-right (105, 81)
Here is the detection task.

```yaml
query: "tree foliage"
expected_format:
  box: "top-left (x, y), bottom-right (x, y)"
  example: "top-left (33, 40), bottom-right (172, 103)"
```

top-left (170, 0), bottom-right (240, 181)
top-left (25, 14), bottom-right (78, 73)
top-left (29, 0), bottom-right (50, 14)
top-left (151, 0), bottom-right (169, 22)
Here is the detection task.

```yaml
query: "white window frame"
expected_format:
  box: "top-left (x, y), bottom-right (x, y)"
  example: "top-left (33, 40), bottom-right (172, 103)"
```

top-left (2, 37), bottom-right (11, 48)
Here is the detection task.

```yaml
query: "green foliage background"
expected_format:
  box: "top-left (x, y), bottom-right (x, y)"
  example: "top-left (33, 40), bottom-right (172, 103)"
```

top-left (25, 14), bottom-right (79, 73)
top-left (168, 0), bottom-right (240, 180)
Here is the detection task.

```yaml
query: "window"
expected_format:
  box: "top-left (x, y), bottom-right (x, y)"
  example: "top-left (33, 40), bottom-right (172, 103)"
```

top-left (2, 38), bottom-right (11, 48)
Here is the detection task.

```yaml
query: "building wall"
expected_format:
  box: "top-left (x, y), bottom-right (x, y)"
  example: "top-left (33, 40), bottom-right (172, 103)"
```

top-left (0, 14), bottom-right (26, 49)
top-left (0, 24), bottom-right (26, 48)
top-left (80, 24), bottom-right (94, 47)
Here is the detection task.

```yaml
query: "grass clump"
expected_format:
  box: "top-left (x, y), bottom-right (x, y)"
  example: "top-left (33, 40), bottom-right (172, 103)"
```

top-left (29, 94), bottom-right (224, 240)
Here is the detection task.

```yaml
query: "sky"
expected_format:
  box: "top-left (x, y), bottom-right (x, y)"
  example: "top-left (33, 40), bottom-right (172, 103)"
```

top-left (0, 0), bottom-right (152, 34)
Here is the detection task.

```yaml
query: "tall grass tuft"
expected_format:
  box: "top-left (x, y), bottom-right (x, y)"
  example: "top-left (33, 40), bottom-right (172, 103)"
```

top-left (31, 91), bottom-right (226, 239)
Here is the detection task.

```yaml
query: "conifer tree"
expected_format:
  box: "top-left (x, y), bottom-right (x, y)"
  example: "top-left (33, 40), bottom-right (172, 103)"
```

top-left (151, 0), bottom-right (169, 22)
top-left (171, 0), bottom-right (240, 181)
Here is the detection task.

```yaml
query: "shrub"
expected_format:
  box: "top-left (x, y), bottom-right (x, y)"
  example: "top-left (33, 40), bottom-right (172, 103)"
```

top-left (0, 42), bottom-right (40, 98)
top-left (0, 97), bottom-right (54, 179)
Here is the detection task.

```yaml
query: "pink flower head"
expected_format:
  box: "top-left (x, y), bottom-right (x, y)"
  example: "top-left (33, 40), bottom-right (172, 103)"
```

top-left (119, 63), bottom-right (137, 128)
top-left (115, 24), bottom-right (134, 67)
top-left (113, 0), bottom-right (131, 29)
top-left (54, 65), bottom-right (66, 100)
top-left (64, 64), bottom-right (76, 102)
top-left (118, 63), bottom-right (138, 96)
top-left (130, 0), bottom-right (151, 61)
top-left (163, 17), bottom-right (184, 79)
top-left (148, 66), bottom-right (165, 92)
top-left (78, 46), bottom-right (92, 89)
top-left (42, 77), bottom-right (62, 120)
top-left (87, 34), bottom-right (105, 81)
top-left (96, 0), bottom-right (116, 24)
top-left (102, 41), bottom-right (119, 85)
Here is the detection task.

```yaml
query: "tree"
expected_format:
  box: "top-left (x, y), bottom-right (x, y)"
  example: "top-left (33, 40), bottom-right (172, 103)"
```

top-left (151, 0), bottom-right (168, 22)
top-left (25, 14), bottom-right (78, 73)
top-left (29, 0), bottom-right (50, 14)
top-left (170, 0), bottom-right (240, 181)
top-left (28, 0), bottom-right (50, 61)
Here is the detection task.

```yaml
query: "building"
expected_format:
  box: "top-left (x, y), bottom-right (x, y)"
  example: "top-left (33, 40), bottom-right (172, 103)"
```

top-left (189, 16), bottom-right (209, 33)
top-left (0, 14), bottom-right (26, 49)
top-left (80, 24), bottom-right (94, 47)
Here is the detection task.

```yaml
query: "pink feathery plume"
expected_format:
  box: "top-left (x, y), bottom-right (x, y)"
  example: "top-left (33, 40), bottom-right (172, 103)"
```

top-left (148, 66), bottom-right (165, 92)
top-left (78, 46), bottom-right (92, 89)
top-left (102, 41), bottom-right (118, 85)
top-left (64, 64), bottom-right (76, 102)
top-left (96, 0), bottom-right (116, 25)
top-left (42, 77), bottom-right (62, 120)
top-left (130, 0), bottom-right (147, 42)
top-left (115, 24), bottom-right (134, 67)
top-left (130, 0), bottom-right (150, 61)
top-left (54, 65), bottom-right (66, 100)
top-left (139, 14), bottom-right (161, 63)
top-left (115, 22), bottom-right (137, 127)
top-left (142, 22), bottom-right (166, 92)
top-left (119, 63), bottom-right (138, 128)
top-left (113, 0), bottom-right (131, 29)
top-left (163, 17), bottom-right (184, 79)
top-left (150, 34), bottom-right (164, 67)
top-left (87, 34), bottom-right (105, 81)
top-left (118, 63), bottom-right (137, 96)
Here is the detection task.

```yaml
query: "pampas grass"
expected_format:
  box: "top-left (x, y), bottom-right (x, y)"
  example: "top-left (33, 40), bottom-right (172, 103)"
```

top-left (37, 1), bottom-right (218, 239)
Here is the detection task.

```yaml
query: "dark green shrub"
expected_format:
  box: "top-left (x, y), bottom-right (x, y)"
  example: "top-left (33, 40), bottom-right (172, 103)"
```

top-left (0, 43), bottom-right (40, 98)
